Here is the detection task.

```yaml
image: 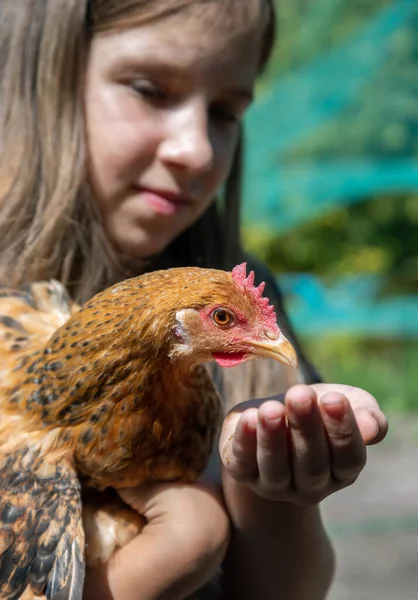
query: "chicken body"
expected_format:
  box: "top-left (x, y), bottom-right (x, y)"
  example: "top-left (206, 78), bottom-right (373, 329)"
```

top-left (0, 264), bottom-right (297, 599)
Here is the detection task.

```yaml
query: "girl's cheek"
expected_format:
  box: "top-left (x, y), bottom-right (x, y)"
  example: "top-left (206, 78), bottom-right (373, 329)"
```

top-left (106, 125), bottom-right (158, 174)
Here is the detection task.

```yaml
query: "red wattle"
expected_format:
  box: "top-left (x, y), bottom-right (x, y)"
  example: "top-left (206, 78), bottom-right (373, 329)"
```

top-left (212, 352), bottom-right (248, 368)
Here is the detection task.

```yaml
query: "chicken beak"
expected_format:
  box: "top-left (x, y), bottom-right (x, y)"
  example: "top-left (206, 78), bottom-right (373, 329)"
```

top-left (247, 332), bottom-right (298, 369)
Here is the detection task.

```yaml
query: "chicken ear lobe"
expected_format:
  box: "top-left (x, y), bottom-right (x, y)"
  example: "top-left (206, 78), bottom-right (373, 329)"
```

top-left (0, 447), bottom-right (85, 600)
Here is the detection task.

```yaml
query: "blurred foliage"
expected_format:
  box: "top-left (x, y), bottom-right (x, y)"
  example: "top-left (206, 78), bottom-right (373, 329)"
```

top-left (244, 0), bottom-right (418, 412)
top-left (281, 5), bottom-right (418, 161)
top-left (243, 194), bottom-right (418, 295)
top-left (266, 0), bottom-right (392, 77)
top-left (245, 0), bottom-right (418, 297)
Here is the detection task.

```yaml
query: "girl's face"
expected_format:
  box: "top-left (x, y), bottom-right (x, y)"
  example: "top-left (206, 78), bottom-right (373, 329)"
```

top-left (85, 3), bottom-right (264, 258)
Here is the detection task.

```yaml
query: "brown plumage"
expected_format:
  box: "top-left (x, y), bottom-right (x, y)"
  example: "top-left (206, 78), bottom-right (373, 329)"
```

top-left (0, 264), bottom-right (297, 600)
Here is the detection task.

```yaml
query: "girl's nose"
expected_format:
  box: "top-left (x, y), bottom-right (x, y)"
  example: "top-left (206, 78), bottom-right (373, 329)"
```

top-left (158, 102), bottom-right (214, 176)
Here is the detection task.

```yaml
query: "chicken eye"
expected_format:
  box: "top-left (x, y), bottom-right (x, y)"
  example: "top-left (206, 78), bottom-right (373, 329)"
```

top-left (211, 308), bottom-right (235, 328)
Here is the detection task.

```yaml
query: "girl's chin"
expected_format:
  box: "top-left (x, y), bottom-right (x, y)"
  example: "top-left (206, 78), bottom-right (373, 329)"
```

top-left (109, 228), bottom-right (176, 260)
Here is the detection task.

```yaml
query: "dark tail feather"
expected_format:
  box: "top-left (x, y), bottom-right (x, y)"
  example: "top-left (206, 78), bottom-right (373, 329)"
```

top-left (0, 448), bottom-right (84, 600)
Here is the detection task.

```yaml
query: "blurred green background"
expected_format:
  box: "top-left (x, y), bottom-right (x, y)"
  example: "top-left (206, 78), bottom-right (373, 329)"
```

top-left (243, 0), bottom-right (418, 414)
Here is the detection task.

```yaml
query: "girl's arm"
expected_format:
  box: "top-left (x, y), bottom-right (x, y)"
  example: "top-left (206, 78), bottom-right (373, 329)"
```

top-left (222, 486), bottom-right (334, 600)
top-left (83, 483), bottom-right (229, 600)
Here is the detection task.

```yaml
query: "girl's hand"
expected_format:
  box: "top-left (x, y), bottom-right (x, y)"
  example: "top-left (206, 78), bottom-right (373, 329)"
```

top-left (84, 483), bottom-right (229, 600)
top-left (219, 383), bottom-right (388, 505)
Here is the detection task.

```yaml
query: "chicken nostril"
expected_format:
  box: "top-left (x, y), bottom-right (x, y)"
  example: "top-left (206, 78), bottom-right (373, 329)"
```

top-left (265, 330), bottom-right (278, 341)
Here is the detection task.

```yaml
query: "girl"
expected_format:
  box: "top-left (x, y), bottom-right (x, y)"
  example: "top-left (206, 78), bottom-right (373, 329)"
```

top-left (0, 1), bottom-right (388, 599)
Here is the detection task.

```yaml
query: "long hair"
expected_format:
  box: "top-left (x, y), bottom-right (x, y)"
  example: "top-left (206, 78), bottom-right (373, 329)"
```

top-left (0, 0), bottom-right (276, 303)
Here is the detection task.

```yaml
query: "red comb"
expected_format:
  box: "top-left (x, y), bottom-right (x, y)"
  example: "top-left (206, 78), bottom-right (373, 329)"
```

top-left (231, 263), bottom-right (278, 331)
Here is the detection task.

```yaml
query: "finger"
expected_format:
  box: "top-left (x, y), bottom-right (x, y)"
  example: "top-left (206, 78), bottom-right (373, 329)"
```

top-left (285, 385), bottom-right (331, 493)
top-left (320, 392), bottom-right (367, 485)
top-left (220, 394), bottom-right (286, 446)
top-left (256, 401), bottom-right (290, 487)
top-left (310, 383), bottom-right (378, 411)
top-left (354, 407), bottom-right (389, 445)
top-left (310, 384), bottom-right (389, 446)
top-left (311, 384), bottom-right (388, 422)
top-left (220, 408), bottom-right (259, 481)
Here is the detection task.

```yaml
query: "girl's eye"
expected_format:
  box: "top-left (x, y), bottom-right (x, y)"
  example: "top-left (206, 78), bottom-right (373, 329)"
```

top-left (130, 80), bottom-right (168, 102)
top-left (211, 308), bottom-right (235, 328)
top-left (210, 105), bottom-right (239, 126)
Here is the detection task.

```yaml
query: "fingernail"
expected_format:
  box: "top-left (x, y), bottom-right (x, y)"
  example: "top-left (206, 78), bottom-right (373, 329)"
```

top-left (261, 414), bottom-right (282, 431)
top-left (260, 401), bottom-right (283, 430)
top-left (361, 412), bottom-right (379, 441)
top-left (245, 418), bottom-right (258, 433)
top-left (242, 409), bottom-right (258, 433)
top-left (321, 396), bottom-right (345, 419)
top-left (369, 416), bottom-right (379, 439)
top-left (290, 397), bottom-right (313, 416)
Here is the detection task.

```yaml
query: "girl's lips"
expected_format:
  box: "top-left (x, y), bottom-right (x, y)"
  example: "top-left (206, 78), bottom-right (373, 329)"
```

top-left (137, 188), bottom-right (191, 216)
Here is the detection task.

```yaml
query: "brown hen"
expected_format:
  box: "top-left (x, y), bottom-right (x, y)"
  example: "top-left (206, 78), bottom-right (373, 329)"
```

top-left (0, 263), bottom-right (297, 600)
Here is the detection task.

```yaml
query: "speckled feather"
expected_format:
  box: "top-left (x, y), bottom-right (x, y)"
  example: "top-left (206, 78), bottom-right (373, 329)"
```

top-left (0, 447), bottom-right (84, 600)
top-left (0, 265), bottom-right (281, 599)
top-left (0, 282), bottom-right (84, 599)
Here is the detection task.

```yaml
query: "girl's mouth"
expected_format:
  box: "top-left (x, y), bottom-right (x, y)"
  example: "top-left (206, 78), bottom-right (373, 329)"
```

top-left (136, 187), bottom-right (192, 216)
